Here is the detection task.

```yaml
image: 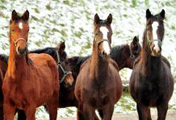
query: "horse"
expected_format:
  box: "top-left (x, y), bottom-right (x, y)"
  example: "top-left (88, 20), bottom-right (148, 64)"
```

top-left (2, 10), bottom-right (59, 120)
top-left (74, 13), bottom-right (122, 120)
top-left (0, 55), bottom-right (8, 120)
top-left (130, 9), bottom-right (174, 120)
top-left (63, 36), bottom-right (140, 119)
top-left (111, 36), bottom-right (141, 70)
top-left (30, 42), bottom-right (74, 88)
top-left (0, 42), bottom-right (74, 119)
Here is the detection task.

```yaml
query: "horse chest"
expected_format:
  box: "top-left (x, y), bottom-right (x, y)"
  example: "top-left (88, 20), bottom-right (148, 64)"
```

top-left (4, 82), bottom-right (27, 109)
top-left (82, 78), bottom-right (112, 107)
top-left (138, 76), bottom-right (165, 106)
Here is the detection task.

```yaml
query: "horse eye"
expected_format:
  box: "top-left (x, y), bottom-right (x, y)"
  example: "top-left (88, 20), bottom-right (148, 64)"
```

top-left (96, 32), bottom-right (100, 36)
top-left (11, 29), bottom-right (15, 32)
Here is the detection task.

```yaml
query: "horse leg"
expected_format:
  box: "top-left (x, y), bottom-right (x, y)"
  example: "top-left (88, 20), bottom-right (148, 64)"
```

top-left (46, 94), bottom-right (58, 120)
top-left (76, 109), bottom-right (85, 120)
top-left (17, 109), bottom-right (26, 120)
top-left (146, 108), bottom-right (151, 120)
top-left (157, 103), bottom-right (168, 120)
top-left (25, 106), bottom-right (36, 120)
top-left (101, 103), bottom-right (114, 120)
top-left (98, 109), bottom-right (103, 119)
top-left (0, 106), bottom-right (3, 120)
top-left (93, 112), bottom-right (100, 120)
top-left (3, 103), bottom-right (16, 119)
top-left (83, 104), bottom-right (95, 120)
top-left (136, 103), bottom-right (150, 120)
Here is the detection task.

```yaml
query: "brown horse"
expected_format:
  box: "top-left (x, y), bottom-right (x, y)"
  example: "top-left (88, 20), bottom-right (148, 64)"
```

top-left (0, 55), bottom-right (7, 120)
top-left (130, 9), bottom-right (174, 120)
top-left (2, 10), bottom-right (59, 120)
top-left (0, 55), bottom-right (8, 120)
top-left (0, 42), bottom-right (74, 119)
top-left (30, 42), bottom-right (74, 88)
top-left (111, 36), bottom-right (141, 70)
top-left (75, 13), bottom-right (122, 120)
top-left (12, 41), bottom-right (74, 119)
top-left (62, 36), bottom-right (140, 119)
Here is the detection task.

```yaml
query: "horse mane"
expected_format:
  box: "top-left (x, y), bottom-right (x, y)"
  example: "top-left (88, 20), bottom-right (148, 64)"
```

top-left (140, 28), bottom-right (152, 65)
top-left (30, 43), bottom-right (67, 63)
top-left (0, 54), bottom-right (9, 64)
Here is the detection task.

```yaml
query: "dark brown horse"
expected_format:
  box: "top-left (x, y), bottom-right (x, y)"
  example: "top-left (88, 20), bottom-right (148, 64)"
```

top-left (2, 10), bottom-right (59, 120)
top-left (0, 55), bottom-right (7, 120)
top-left (111, 36), bottom-right (141, 70)
top-left (75, 13), bottom-right (122, 120)
top-left (130, 9), bottom-right (174, 120)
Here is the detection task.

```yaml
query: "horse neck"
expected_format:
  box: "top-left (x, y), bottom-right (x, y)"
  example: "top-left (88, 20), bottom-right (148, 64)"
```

top-left (140, 34), bottom-right (162, 75)
top-left (111, 44), bottom-right (131, 70)
top-left (8, 43), bottom-right (28, 79)
top-left (90, 43), bottom-right (109, 79)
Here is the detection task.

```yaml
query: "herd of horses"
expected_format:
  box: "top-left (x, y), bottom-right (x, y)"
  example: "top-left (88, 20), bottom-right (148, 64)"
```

top-left (0, 8), bottom-right (174, 120)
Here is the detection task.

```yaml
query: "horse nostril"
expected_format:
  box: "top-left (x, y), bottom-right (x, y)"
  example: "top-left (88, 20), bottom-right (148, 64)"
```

top-left (65, 83), bottom-right (72, 88)
top-left (17, 47), bottom-right (27, 55)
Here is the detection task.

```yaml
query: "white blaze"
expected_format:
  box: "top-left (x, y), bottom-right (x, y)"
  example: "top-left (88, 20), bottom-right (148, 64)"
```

top-left (100, 26), bottom-right (110, 55)
top-left (18, 22), bottom-right (23, 29)
top-left (152, 22), bottom-right (159, 40)
top-left (103, 41), bottom-right (110, 55)
top-left (153, 40), bottom-right (160, 53)
top-left (152, 22), bottom-right (160, 53)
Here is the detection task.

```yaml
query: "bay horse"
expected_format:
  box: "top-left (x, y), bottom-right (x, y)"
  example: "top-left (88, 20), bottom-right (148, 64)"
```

top-left (0, 42), bottom-right (74, 119)
top-left (64, 36), bottom-right (140, 119)
top-left (130, 9), bottom-right (174, 120)
top-left (74, 13), bottom-right (122, 120)
top-left (30, 42), bottom-right (74, 88)
top-left (0, 55), bottom-right (8, 120)
top-left (2, 10), bottom-right (59, 120)
top-left (111, 36), bottom-right (141, 70)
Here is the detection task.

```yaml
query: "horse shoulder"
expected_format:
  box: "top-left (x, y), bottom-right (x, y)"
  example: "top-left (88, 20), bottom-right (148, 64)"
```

top-left (79, 58), bottom-right (91, 70)
top-left (28, 53), bottom-right (58, 91)
top-left (161, 55), bottom-right (171, 69)
top-left (109, 58), bottom-right (119, 71)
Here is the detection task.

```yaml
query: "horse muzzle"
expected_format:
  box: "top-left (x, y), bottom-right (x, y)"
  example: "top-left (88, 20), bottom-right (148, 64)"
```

top-left (62, 74), bottom-right (74, 88)
top-left (16, 46), bottom-right (27, 56)
top-left (99, 39), bottom-right (111, 56)
top-left (151, 39), bottom-right (162, 57)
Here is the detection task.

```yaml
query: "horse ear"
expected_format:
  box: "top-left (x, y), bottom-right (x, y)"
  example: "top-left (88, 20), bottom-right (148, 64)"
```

top-left (146, 9), bottom-right (152, 20)
top-left (11, 10), bottom-right (19, 21)
top-left (22, 10), bottom-right (29, 21)
top-left (58, 42), bottom-right (65, 54)
top-left (94, 13), bottom-right (100, 24)
top-left (132, 36), bottom-right (139, 44)
top-left (160, 9), bottom-right (165, 19)
top-left (107, 14), bottom-right (112, 24)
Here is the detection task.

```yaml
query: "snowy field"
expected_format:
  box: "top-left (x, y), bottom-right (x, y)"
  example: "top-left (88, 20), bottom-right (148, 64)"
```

top-left (0, 0), bottom-right (175, 119)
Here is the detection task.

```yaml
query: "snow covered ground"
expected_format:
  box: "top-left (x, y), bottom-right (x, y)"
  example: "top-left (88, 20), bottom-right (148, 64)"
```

top-left (0, 0), bottom-right (175, 119)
